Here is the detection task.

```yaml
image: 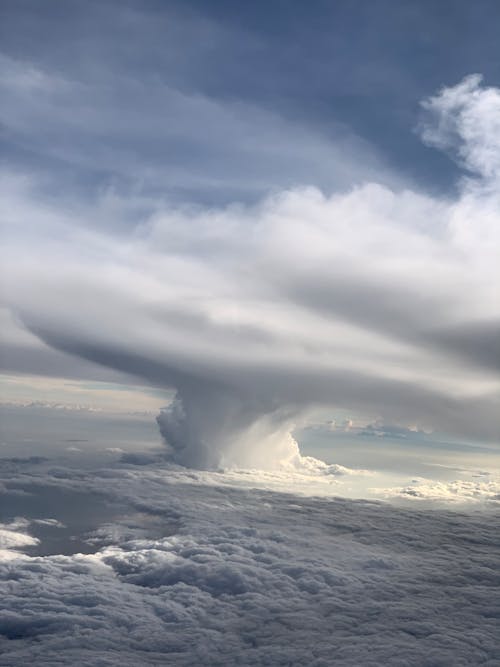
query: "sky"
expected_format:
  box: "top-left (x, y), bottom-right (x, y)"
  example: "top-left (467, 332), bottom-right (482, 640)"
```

top-left (1, 2), bottom-right (500, 664)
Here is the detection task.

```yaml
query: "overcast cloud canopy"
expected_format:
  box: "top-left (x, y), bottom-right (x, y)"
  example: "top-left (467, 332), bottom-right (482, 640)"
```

top-left (0, 457), bottom-right (499, 666)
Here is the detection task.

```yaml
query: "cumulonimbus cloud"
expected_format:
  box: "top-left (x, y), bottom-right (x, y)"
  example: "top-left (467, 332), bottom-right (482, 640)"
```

top-left (1, 76), bottom-right (499, 468)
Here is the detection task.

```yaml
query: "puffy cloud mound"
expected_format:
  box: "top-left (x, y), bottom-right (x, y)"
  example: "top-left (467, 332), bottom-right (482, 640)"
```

top-left (156, 388), bottom-right (302, 470)
top-left (2, 76), bottom-right (500, 469)
top-left (421, 74), bottom-right (500, 185)
top-left (0, 520), bottom-right (39, 561)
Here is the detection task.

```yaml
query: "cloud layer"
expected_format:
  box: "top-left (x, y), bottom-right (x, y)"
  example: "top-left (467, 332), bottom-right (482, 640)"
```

top-left (1, 458), bottom-right (499, 666)
top-left (2, 76), bottom-right (500, 468)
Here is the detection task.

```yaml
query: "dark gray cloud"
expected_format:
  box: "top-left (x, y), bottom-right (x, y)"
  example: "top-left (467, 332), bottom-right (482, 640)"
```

top-left (0, 341), bottom-right (140, 386)
top-left (425, 319), bottom-right (500, 372)
top-left (288, 274), bottom-right (500, 373)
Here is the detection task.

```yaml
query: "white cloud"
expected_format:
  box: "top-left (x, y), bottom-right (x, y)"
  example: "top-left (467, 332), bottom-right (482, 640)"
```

top-left (0, 520), bottom-right (39, 561)
top-left (373, 475), bottom-right (500, 504)
top-left (421, 74), bottom-right (500, 184)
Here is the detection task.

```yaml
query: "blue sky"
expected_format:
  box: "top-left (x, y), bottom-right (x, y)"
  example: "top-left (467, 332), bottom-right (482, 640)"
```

top-left (2, 0), bottom-right (500, 206)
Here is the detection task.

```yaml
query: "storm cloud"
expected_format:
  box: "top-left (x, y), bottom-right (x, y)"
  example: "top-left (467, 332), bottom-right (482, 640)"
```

top-left (1, 75), bottom-right (499, 468)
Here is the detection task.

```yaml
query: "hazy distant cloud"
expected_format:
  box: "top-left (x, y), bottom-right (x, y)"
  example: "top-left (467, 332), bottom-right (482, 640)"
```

top-left (373, 475), bottom-right (500, 504)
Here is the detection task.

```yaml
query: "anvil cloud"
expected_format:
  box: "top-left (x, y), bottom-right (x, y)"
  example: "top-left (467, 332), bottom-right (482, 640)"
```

top-left (1, 76), bottom-right (499, 468)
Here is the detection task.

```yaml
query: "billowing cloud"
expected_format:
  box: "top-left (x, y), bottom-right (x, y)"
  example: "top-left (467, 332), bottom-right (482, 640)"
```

top-left (0, 460), bottom-right (499, 666)
top-left (1, 76), bottom-right (500, 469)
top-left (420, 74), bottom-right (500, 185)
